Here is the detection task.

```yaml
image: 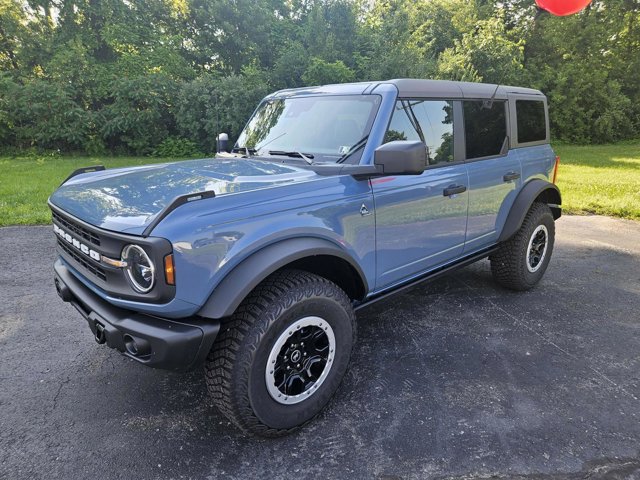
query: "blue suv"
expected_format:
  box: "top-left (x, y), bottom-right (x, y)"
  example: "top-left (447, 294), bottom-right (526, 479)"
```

top-left (50, 79), bottom-right (561, 436)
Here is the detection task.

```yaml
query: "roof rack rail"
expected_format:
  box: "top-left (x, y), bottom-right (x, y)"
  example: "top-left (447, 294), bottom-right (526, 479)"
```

top-left (142, 190), bottom-right (216, 237)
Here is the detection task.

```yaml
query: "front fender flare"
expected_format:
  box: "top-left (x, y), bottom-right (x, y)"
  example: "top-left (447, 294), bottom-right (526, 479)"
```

top-left (196, 237), bottom-right (368, 319)
top-left (498, 179), bottom-right (562, 242)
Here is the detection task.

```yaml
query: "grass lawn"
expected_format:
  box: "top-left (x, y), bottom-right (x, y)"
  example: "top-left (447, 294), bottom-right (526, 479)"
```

top-left (0, 155), bottom-right (169, 226)
top-left (0, 143), bottom-right (638, 227)
top-left (554, 142), bottom-right (640, 220)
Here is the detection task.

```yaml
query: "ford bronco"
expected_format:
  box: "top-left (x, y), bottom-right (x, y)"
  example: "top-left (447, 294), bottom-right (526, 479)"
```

top-left (50, 79), bottom-right (561, 436)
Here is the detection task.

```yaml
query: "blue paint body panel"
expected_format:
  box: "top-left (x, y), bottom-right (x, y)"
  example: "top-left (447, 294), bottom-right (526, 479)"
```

top-left (151, 174), bottom-right (376, 312)
top-left (371, 165), bottom-right (468, 290)
top-left (49, 80), bottom-right (559, 319)
top-left (50, 158), bottom-right (319, 234)
top-left (464, 151), bottom-right (522, 253)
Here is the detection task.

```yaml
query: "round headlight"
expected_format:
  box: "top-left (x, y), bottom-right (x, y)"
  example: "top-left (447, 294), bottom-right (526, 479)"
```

top-left (122, 245), bottom-right (155, 293)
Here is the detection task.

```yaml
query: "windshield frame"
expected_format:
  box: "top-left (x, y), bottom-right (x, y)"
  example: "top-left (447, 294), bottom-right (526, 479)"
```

top-left (234, 93), bottom-right (383, 165)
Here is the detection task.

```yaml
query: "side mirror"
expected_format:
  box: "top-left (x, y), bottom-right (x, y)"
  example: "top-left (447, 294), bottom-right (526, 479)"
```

top-left (217, 133), bottom-right (229, 153)
top-left (374, 141), bottom-right (426, 175)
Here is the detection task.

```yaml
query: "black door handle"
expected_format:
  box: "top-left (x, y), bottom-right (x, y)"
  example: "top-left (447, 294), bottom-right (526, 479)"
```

top-left (443, 184), bottom-right (467, 196)
top-left (503, 171), bottom-right (521, 182)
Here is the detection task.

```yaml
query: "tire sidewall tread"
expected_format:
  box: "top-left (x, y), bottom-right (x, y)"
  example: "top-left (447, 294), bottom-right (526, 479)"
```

top-left (205, 269), bottom-right (356, 437)
top-left (490, 202), bottom-right (555, 291)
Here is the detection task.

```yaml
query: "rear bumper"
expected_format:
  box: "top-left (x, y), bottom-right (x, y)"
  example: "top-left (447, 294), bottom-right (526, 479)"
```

top-left (54, 258), bottom-right (220, 371)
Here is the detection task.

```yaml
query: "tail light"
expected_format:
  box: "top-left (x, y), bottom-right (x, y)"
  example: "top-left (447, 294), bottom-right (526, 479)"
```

top-left (552, 156), bottom-right (560, 184)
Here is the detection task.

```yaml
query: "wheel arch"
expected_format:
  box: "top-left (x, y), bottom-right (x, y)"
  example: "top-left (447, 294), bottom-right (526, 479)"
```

top-left (498, 179), bottom-right (561, 242)
top-left (197, 237), bottom-right (368, 319)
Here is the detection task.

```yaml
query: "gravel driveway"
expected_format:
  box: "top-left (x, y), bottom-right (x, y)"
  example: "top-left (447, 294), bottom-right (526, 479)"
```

top-left (1, 215), bottom-right (639, 480)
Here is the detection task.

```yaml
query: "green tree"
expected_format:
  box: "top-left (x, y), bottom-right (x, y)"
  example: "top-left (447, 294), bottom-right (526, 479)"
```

top-left (8, 79), bottom-right (89, 150)
top-left (302, 57), bottom-right (355, 85)
top-left (100, 74), bottom-right (180, 154)
top-left (0, 0), bottom-right (639, 151)
top-left (176, 66), bottom-right (270, 151)
top-left (437, 14), bottom-right (525, 85)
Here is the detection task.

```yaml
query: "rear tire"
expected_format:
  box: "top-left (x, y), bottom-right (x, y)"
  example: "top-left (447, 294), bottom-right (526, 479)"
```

top-left (204, 269), bottom-right (356, 437)
top-left (490, 202), bottom-right (555, 291)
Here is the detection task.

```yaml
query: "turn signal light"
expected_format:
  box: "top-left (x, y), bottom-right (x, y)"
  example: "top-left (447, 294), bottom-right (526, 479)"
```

top-left (164, 254), bottom-right (175, 285)
top-left (552, 156), bottom-right (560, 184)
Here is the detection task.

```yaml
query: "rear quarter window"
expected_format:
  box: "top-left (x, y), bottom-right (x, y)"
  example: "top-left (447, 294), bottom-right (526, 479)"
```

top-left (516, 100), bottom-right (546, 143)
top-left (463, 101), bottom-right (507, 159)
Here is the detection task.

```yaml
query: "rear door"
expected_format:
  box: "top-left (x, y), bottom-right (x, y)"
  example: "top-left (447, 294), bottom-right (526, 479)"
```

top-left (462, 100), bottom-right (522, 253)
top-left (509, 95), bottom-right (556, 184)
top-left (372, 99), bottom-right (469, 290)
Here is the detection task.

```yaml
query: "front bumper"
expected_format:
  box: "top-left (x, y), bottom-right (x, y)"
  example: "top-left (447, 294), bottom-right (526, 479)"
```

top-left (54, 259), bottom-right (220, 371)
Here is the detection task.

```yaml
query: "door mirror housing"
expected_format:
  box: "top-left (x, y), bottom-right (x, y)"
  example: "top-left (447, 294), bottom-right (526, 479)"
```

top-left (373, 141), bottom-right (426, 175)
top-left (217, 133), bottom-right (229, 153)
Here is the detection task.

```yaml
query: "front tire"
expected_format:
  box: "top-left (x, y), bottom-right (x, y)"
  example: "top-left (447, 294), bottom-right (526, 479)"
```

top-left (490, 202), bottom-right (555, 291)
top-left (204, 269), bottom-right (356, 437)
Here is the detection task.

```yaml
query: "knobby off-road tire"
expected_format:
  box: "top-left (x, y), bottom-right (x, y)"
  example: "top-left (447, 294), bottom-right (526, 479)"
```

top-left (490, 202), bottom-right (555, 291)
top-left (204, 269), bottom-right (356, 437)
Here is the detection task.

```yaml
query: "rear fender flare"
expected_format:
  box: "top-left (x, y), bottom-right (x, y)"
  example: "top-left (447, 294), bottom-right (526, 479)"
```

top-left (197, 237), bottom-right (368, 319)
top-left (499, 179), bottom-right (561, 242)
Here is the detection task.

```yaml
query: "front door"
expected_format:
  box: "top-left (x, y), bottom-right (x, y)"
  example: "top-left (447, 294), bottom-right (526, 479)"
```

top-left (372, 99), bottom-right (468, 291)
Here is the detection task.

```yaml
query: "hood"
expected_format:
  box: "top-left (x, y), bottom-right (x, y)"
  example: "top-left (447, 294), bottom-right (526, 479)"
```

top-left (50, 157), bottom-right (317, 233)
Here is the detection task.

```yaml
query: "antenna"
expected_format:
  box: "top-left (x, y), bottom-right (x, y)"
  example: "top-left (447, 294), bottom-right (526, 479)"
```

top-left (483, 84), bottom-right (500, 109)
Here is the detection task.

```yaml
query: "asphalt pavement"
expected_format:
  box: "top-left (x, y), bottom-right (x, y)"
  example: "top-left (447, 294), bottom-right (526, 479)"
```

top-left (1, 215), bottom-right (639, 480)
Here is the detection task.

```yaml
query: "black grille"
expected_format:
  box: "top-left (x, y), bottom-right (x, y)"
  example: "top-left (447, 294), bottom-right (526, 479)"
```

top-left (57, 237), bottom-right (107, 281)
top-left (50, 203), bottom-right (175, 303)
top-left (52, 211), bottom-right (101, 246)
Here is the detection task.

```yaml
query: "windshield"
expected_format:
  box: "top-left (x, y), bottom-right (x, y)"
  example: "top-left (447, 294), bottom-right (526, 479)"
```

top-left (235, 95), bottom-right (381, 163)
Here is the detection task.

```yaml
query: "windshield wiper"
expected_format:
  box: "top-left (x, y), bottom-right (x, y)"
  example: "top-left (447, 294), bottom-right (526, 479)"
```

top-left (268, 151), bottom-right (315, 165)
top-left (337, 135), bottom-right (369, 164)
top-left (231, 146), bottom-right (257, 156)
top-left (231, 132), bottom-right (289, 159)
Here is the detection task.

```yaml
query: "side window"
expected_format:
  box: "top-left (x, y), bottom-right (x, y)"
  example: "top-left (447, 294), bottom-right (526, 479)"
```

top-left (384, 100), bottom-right (454, 166)
top-left (463, 101), bottom-right (507, 159)
top-left (516, 100), bottom-right (546, 143)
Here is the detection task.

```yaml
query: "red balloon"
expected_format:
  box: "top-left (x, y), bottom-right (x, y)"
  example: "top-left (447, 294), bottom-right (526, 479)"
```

top-left (535, 0), bottom-right (593, 16)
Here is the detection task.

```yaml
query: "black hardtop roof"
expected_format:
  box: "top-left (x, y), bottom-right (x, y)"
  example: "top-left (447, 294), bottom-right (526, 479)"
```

top-left (271, 78), bottom-right (544, 99)
top-left (387, 78), bottom-right (544, 99)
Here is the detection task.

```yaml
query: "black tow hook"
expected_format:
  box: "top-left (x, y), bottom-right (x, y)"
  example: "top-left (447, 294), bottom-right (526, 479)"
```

top-left (54, 278), bottom-right (74, 302)
top-left (123, 334), bottom-right (151, 357)
top-left (94, 322), bottom-right (106, 344)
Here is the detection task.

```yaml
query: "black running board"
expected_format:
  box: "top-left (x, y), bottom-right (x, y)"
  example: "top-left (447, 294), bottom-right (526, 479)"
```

top-left (355, 246), bottom-right (498, 311)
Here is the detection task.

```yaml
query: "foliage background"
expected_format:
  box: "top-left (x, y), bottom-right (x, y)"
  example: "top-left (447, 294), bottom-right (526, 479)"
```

top-left (0, 0), bottom-right (638, 156)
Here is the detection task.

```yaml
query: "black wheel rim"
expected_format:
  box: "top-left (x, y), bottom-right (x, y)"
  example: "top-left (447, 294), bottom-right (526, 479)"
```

top-left (266, 317), bottom-right (335, 404)
top-left (527, 225), bottom-right (548, 272)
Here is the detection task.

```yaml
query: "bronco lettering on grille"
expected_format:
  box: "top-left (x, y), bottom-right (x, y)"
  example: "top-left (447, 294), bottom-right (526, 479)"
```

top-left (53, 224), bottom-right (101, 261)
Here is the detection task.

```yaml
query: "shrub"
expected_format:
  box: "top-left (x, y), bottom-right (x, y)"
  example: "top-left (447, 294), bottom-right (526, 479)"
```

top-left (100, 74), bottom-right (180, 155)
top-left (175, 67), bottom-right (271, 151)
top-left (152, 137), bottom-right (204, 158)
top-left (302, 58), bottom-right (355, 86)
top-left (5, 80), bottom-right (90, 150)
